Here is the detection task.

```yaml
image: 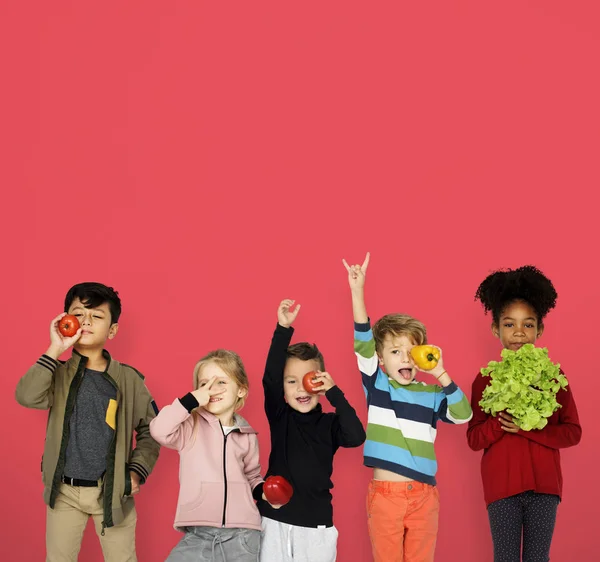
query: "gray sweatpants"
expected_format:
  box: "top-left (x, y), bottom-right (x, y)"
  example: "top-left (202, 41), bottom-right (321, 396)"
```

top-left (166, 526), bottom-right (261, 562)
top-left (259, 517), bottom-right (338, 562)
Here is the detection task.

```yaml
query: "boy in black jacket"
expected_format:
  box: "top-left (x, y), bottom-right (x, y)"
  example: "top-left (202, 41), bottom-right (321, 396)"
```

top-left (255, 299), bottom-right (366, 561)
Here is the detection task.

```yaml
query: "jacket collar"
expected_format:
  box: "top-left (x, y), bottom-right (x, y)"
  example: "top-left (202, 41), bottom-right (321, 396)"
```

top-left (195, 408), bottom-right (257, 434)
top-left (67, 348), bottom-right (118, 382)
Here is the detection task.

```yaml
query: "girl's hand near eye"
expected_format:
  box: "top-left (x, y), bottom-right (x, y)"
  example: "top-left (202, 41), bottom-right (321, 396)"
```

top-left (191, 376), bottom-right (226, 408)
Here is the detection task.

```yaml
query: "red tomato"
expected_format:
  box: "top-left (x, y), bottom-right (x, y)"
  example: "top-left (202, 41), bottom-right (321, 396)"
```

top-left (263, 475), bottom-right (294, 506)
top-left (302, 371), bottom-right (324, 394)
top-left (58, 315), bottom-right (80, 337)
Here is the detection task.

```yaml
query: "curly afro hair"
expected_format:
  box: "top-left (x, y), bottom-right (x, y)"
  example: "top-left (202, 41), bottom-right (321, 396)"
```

top-left (475, 265), bottom-right (557, 325)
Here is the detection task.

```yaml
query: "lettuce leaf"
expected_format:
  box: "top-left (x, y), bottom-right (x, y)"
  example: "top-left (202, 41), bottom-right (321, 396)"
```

top-left (479, 344), bottom-right (568, 431)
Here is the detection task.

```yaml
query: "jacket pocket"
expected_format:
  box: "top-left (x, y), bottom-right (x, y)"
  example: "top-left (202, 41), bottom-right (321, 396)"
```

top-left (105, 399), bottom-right (117, 430)
top-left (179, 482), bottom-right (223, 524)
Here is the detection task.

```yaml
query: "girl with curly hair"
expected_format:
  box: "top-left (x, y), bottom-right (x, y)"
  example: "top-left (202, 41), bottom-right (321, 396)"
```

top-left (467, 266), bottom-right (581, 562)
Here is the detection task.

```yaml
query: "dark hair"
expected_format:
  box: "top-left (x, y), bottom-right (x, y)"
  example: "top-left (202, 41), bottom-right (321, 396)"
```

top-left (64, 282), bottom-right (122, 323)
top-left (475, 265), bottom-right (557, 325)
top-left (286, 342), bottom-right (325, 371)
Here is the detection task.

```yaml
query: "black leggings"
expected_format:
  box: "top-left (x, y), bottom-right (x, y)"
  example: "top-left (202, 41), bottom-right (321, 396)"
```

top-left (487, 491), bottom-right (559, 562)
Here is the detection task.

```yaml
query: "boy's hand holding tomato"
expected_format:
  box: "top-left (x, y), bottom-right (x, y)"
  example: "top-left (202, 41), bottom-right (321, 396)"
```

top-left (46, 313), bottom-right (83, 359)
top-left (303, 371), bottom-right (336, 395)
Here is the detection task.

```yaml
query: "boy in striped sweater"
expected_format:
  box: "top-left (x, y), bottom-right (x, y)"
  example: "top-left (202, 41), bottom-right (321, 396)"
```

top-left (343, 253), bottom-right (472, 562)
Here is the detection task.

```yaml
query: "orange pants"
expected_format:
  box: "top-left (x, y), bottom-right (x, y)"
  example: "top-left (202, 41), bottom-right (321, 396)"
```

top-left (366, 479), bottom-right (439, 562)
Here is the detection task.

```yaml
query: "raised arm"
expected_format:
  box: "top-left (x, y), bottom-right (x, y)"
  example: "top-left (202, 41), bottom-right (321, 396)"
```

top-left (263, 300), bottom-right (299, 421)
top-left (343, 253), bottom-right (380, 388)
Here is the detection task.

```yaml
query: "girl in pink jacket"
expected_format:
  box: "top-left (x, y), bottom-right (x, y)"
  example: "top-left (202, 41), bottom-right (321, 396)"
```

top-left (150, 350), bottom-right (264, 561)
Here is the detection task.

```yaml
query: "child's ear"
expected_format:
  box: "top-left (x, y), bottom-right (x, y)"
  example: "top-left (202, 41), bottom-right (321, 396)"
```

top-left (108, 323), bottom-right (119, 340)
top-left (491, 323), bottom-right (500, 339)
top-left (537, 323), bottom-right (544, 338)
top-left (237, 387), bottom-right (248, 399)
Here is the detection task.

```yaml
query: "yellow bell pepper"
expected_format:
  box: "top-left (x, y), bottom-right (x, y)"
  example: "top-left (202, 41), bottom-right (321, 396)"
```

top-left (410, 345), bottom-right (440, 370)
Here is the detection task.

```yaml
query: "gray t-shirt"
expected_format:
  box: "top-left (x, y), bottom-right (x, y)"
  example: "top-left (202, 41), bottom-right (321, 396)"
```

top-left (63, 368), bottom-right (117, 480)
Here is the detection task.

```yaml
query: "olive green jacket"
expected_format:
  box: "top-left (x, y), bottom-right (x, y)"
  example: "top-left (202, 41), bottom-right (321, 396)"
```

top-left (16, 349), bottom-right (160, 529)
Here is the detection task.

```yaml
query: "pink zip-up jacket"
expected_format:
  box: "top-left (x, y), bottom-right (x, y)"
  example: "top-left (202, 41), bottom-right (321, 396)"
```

top-left (150, 397), bottom-right (263, 531)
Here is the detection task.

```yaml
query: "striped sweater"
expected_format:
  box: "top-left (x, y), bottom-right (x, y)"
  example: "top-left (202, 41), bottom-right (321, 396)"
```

top-left (355, 321), bottom-right (472, 485)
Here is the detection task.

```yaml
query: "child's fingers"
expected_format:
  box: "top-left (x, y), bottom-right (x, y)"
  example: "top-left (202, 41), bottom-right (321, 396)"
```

top-left (204, 376), bottom-right (218, 389)
top-left (65, 328), bottom-right (83, 345)
top-left (498, 415), bottom-right (518, 431)
top-left (342, 259), bottom-right (351, 272)
top-left (51, 312), bottom-right (67, 324)
top-left (362, 252), bottom-right (370, 271)
top-left (208, 386), bottom-right (226, 395)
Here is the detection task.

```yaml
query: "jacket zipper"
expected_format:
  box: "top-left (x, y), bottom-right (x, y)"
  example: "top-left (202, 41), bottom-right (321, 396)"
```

top-left (221, 423), bottom-right (228, 527)
top-left (50, 358), bottom-right (87, 507)
top-left (100, 372), bottom-right (119, 536)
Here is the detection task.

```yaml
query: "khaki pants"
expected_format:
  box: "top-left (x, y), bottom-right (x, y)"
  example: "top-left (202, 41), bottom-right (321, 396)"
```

top-left (46, 483), bottom-right (137, 562)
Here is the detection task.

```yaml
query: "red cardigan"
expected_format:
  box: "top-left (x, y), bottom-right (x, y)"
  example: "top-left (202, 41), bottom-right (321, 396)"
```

top-left (467, 371), bottom-right (581, 506)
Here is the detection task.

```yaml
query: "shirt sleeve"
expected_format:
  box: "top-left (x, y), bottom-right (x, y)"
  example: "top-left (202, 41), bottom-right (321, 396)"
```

top-left (466, 373), bottom-right (506, 451)
top-left (354, 321), bottom-right (379, 395)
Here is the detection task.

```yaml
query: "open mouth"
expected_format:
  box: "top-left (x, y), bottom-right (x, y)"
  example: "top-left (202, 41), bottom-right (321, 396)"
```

top-left (209, 397), bottom-right (223, 403)
top-left (398, 368), bottom-right (413, 381)
top-left (296, 396), bottom-right (312, 405)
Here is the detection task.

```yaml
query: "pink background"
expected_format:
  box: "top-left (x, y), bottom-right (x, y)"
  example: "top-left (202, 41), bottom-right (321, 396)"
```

top-left (1, 1), bottom-right (598, 560)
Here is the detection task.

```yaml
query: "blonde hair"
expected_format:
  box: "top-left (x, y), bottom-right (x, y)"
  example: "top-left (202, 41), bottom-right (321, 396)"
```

top-left (193, 349), bottom-right (249, 412)
top-left (372, 314), bottom-right (427, 354)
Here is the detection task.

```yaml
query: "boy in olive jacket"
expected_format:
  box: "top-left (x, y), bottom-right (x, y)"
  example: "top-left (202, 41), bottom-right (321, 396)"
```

top-left (16, 282), bottom-right (160, 562)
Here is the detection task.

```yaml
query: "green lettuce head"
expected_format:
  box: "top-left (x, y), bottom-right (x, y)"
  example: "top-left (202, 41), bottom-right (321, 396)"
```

top-left (479, 344), bottom-right (568, 431)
